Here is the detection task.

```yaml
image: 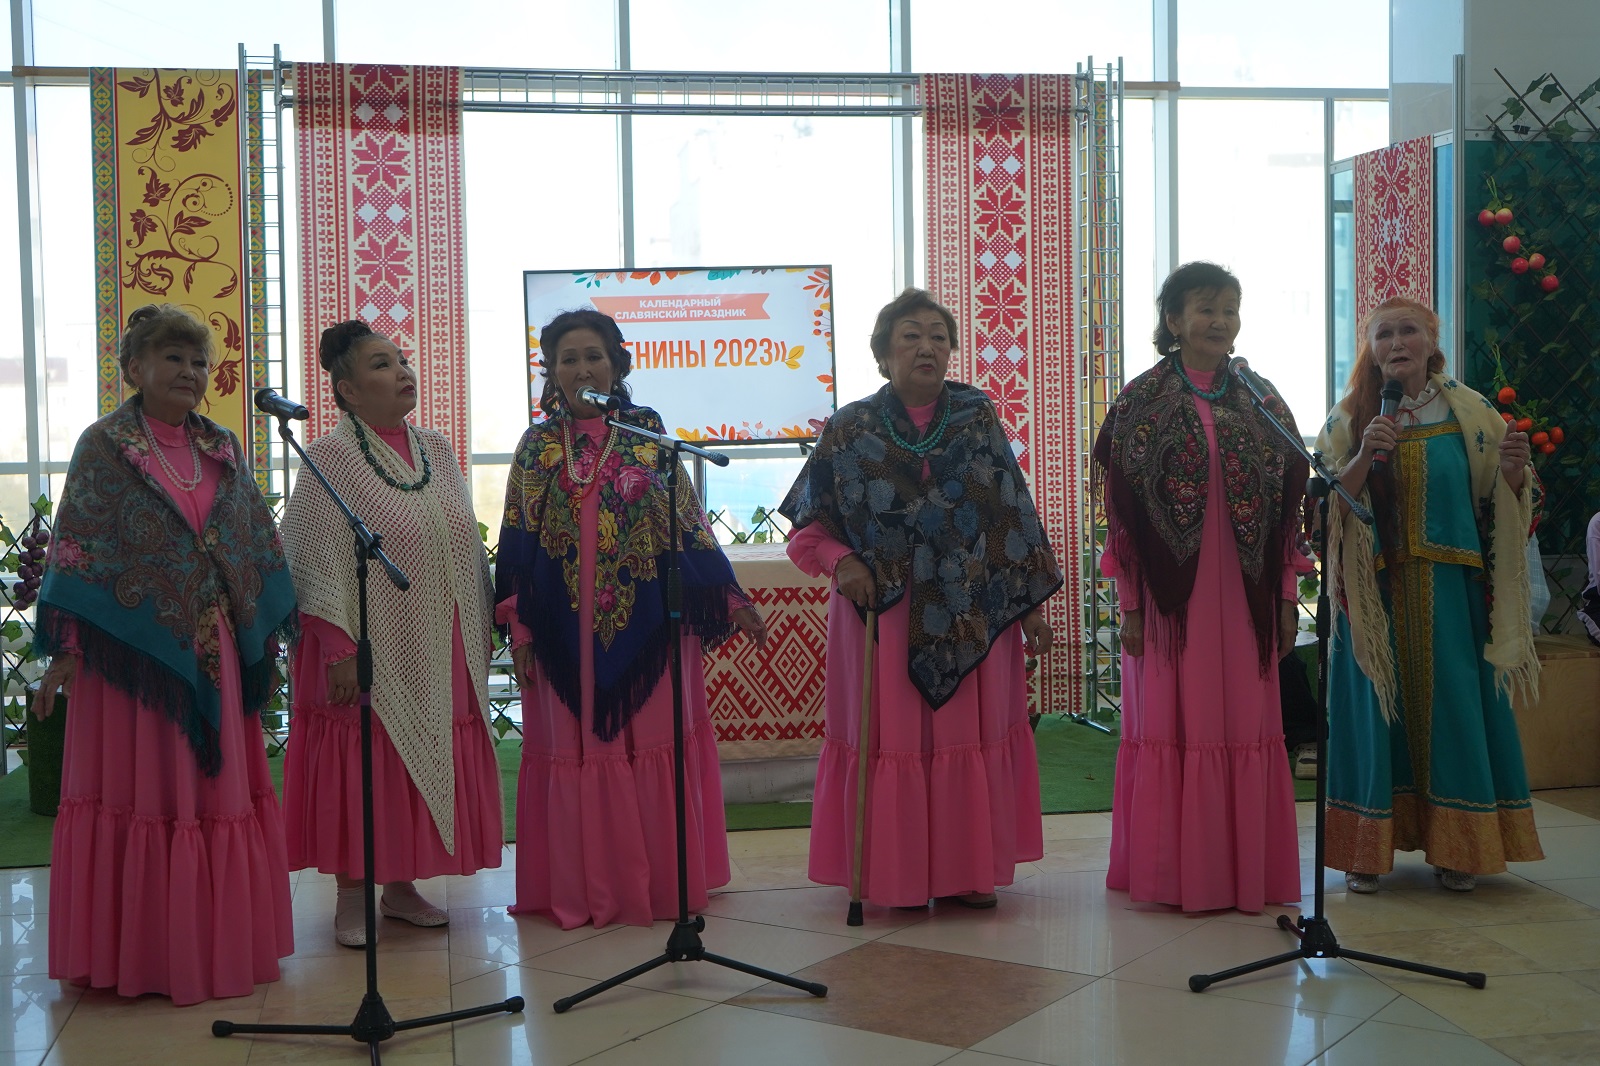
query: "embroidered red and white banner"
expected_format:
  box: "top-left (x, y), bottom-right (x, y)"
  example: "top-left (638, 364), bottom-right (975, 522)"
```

top-left (922, 73), bottom-right (1081, 716)
top-left (294, 63), bottom-right (469, 470)
top-left (1353, 135), bottom-right (1434, 324)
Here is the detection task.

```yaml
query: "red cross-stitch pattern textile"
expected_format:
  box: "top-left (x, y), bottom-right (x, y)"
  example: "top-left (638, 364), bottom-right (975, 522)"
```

top-left (1354, 135), bottom-right (1434, 323)
top-left (922, 73), bottom-right (1082, 715)
top-left (295, 63), bottom-right (469, 471)
top-left (704, 546), bottom-right (830, 759)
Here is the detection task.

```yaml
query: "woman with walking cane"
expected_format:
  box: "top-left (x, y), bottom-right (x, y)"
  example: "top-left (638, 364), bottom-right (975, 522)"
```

top-left (780, 288), bottom-right (1062, 916)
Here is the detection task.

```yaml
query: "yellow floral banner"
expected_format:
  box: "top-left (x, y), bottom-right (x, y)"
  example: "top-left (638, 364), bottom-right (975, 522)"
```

top-left (92, 68), bottom-right (250, 449)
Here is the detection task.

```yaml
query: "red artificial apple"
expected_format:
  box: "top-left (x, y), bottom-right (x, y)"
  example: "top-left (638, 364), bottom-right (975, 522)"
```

top-left (1542, 274), bottom-right (1560, 292)
top-left (1511, 257), bottom-right (1529, 273)
top-left (1503, 235), bottom-right (1522, 254)
top-left (1495, 207), bottom-right (1514, 225)
top-left (1528, 253), bottom-right (1546, 270)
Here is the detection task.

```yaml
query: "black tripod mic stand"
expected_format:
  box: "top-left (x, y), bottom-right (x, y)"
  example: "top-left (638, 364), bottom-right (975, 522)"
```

top-left (214, 414), bottom-right (524, 1061)
top-left (553, 413), bottom-right (828, 1012)
top-left (1188, 363), bottom-right (1486, 994)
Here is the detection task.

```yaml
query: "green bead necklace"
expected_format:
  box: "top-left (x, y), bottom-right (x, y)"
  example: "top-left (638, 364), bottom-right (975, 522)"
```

top-left (881, 392), bottom-right (951, 455)
top-left (351, 416), bottom-right (432, 492)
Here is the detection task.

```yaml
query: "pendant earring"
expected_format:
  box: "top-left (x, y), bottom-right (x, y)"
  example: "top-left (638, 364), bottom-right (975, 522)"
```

top-left (1228, 346), bottom-right (1236, 355)
top-left (1167, 341), bottom-right (1182, 354)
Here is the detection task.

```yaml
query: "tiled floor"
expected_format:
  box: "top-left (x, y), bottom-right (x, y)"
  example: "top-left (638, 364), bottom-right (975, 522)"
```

top-left (4, 790), bottom-right (1600, 1064)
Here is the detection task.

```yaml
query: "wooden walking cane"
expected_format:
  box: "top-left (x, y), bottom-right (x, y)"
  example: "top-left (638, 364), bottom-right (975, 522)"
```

top-left (847, 609), bottom-right (877, 927)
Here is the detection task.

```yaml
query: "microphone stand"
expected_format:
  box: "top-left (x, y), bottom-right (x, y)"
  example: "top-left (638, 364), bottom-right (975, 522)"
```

top-left (552, 410), bottom-right (828, 1012)
top-left (1187, 365), bottom-right (1485, 993)
top-left (214, 416), bottom-right (524, 1059)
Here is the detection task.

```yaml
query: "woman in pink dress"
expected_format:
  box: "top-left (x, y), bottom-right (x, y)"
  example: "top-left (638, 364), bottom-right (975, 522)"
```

top-left (1093, 261), bottom-right (1308, 913)
top-left (779, 288), bottom-right (1062, 913)
top-left (31, 304), bottom-right (299, 1004)
top-left (497, 309), bottom-right (767, 929)
top-left (279, 321), bottom-right (503, 946)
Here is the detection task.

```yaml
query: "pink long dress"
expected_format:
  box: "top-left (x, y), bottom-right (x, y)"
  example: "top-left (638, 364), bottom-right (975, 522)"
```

top-left (790, 399), bottom-right (1044, 906)
top-left (48, 417), bottom-right (294, 1005)
top-left (281, 423), bottom-right (504, 881)
top-left (502, 415), bottom-right (730, 929)
top-left (1104, 368), bottom-right (1304, 913)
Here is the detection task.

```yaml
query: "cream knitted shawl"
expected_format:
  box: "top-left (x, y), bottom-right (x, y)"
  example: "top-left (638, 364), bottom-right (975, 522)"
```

top-left (280, 414), bottom-right (494, 853)
top-left (1317, 373), bottom-right (1538, 724)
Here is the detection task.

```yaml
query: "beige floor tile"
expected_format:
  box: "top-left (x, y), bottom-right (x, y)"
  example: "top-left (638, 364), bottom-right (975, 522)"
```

top-left (1, 1052), bottom-right (47, 1066)
top-left (1025, 837), bottom-right (1114, 874)
top-left (450, 962), bottom-right (713, 1065)
top-left (1564, 969), bottom-right (1600, 994)
top-left (448, 953), bottom-right (508, 985)
top-left (1486, 1029), bottom-right (1600, 1064)
top-left (1474, 918), bottom-right (1600, 972)
top-left (998, 867), bottom-right (1195, 917)
top-left (446, 905), bottom-right (607, 967)
top-left (1531, 797), bottom-right (1600, 829)
top-left (1541, 877), bottom-right (1600, 910)
top-left (262, 950), bottom-right (452, 1011)
top-left (575, 1003), bottom-right (957, 1066)
top-left (1367, 993), bottom-right (1468, 1033)
top-left (525, 914), bottom-right (859, 1003)
top-left (0, 915), bottom-right (47, 978)
top-left (1377, 971), bottom-right (1600, 1039)
top-left (0, 870), bottom-right (47, 919)
top-left (701, 884), bottom-right (932, 939)
top-left (724, 827), bottom-right (812, 861)
top-left (1112, 919), bottom-right (1400, 1018)
top-left (730, 941), bottom-right (1091, 1047)
top-left (245, 996), bottom-right (455, 1063)
top-left (282, 909), bottom-right (452, 961)
top-left (40, 999), bottom-right (257, 1066)
top-left (1222, 889), bottom-right (1460, 937)
top-left (881, 891), bottom-right (1194, 977)
top-left (719, 855), bottom-right (815, 892)
top-left (1341, 927), bottom-right (1541, 978)
top-left (938, 1053), bottom-right (1051, 1066)
top-left (1534, 788), bottom-right (1600, 822)
top-left (435, 866), bottom-right (518, 910)
top-left (2, 972), bottom-right (83, 1053)
top-left (1310, 1019), bottom-right (1518, 1064)
top-left (1298, 801), bottom-right (1321, 827)
top-left (1391, 879), bottom-right (1600, 927)
top-left (973, 976), bottom-right (1362, 1066)
top-left (1038, 812), bottom-right (1114, 841)
top-left (1516, 826), bottom-right (1600, 881)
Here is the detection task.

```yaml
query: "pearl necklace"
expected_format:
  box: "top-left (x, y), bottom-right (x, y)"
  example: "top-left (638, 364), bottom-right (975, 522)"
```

top-left (562, 418), bottom-right (618, 488)
top-left (139, 410), bottom-right (203, 492)
top-left (1172, 356), bottom-right (1229, 402)
top-left (881, 392), bottom-right (951, 455)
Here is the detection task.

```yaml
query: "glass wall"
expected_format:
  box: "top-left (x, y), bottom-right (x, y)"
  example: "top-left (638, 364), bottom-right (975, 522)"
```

top-left (2, 1), bottom-right (1389, 520)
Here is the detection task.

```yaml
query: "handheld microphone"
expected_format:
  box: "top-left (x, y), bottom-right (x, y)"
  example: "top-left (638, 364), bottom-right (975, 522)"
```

top-left (255, 388), bottom-right (309, 420)
top-left (575, 386), bottom-right (621, 411)
top-left (1372, 379), bottom-right (1404, 465)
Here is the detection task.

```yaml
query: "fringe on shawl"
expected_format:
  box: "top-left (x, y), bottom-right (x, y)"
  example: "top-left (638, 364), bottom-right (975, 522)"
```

top-left (35, 605), bottom-right (223, 777)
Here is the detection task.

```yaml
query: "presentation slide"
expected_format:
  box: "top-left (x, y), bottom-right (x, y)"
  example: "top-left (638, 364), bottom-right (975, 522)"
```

top-left (525, 265), bottom-right (837, 442)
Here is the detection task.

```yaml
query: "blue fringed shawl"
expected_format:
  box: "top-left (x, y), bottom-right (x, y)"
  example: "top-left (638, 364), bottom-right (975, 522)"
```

top-left (496, 406), bottom-right (742, 740)
top-left (33, 398), bottom-right (299, 776)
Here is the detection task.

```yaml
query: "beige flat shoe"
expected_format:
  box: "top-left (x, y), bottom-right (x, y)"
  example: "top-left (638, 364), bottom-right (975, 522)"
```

top-left (335, 886), bottom-right (374, 947)
top-left (380, 884), bottom-right (449, 927)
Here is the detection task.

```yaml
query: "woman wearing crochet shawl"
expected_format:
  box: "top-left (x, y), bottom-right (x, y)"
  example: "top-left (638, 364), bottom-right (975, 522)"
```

top-left (498, 309), bottom-right (767, 929)
top-left (780, 288), bottom-right (1062, 913)
top-left (279, 321), bottom-right (503, 946)
top-left (1093, 262), bottom-right (1310, 914)
top-left (1317, 297), bottom-right (1542, 894)
top-left (31, 304), bottom-right (299, 1004)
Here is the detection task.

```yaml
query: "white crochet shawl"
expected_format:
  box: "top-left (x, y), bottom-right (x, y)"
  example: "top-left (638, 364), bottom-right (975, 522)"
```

top-left (280, 414), bottom-right (494, 853)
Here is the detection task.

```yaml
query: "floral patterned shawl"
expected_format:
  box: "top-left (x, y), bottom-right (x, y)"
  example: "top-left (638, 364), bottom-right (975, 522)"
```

top-left (1092, 356), bottom-right (1308, 671)
top-left (496, 405), bottom-right (744, 740)
top-left (34, 397), bottom-right (298, 775)
top-left (779, 382), bottom-right (1063, 708)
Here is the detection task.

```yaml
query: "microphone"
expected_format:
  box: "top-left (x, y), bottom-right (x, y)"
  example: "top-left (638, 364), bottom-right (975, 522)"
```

top-left (1228, 357), bottom-right (1275, 401)
top-left (255, 388), bottom-right (309, 420)
top-left (1372, 379), bottom-right (1404, 466)
top-left (575, 386), bottom-right (621, 411)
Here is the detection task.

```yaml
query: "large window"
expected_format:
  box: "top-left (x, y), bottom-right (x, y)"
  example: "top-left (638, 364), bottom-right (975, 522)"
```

top-left (33, 0), bottom-right (323, 66)
top-left (914, 0), bottom-right (1154, 80)
top-left (630, 0), bottom-right (889, 72)
top-left (1177, 0), bottom-right (1388, 88)
top-left (334, 0), bottom-right (616, 69)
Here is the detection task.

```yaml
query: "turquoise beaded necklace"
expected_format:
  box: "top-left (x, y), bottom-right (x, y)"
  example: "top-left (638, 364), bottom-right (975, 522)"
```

top-left (881, 391), bottom-right (951, 455)
top-left (1171, 354), bottom-right (1229, 402)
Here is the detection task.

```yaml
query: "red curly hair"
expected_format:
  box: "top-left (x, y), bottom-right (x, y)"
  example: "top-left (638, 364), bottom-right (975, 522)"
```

top-left (1335, 297), bottom-right (1448, 459)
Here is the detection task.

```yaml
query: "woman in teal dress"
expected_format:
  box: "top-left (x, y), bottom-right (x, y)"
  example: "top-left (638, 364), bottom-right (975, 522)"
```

top-left (1317, 297), bottom-right (1542, 894)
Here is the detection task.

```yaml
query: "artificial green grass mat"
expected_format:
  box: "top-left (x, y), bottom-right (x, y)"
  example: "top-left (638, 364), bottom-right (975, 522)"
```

top-left (1, 723), bottom-right (1314, 867)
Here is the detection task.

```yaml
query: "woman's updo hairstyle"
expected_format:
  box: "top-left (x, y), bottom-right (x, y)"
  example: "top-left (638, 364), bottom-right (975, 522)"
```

top-left (537, 308), bottom-right (634, 418)
top-left (319, 320), bottom-right (378, 412)
top-left (118, 304), bottom-right (213, 382)
top-left (1152, 261), bottom-right (1241, 356)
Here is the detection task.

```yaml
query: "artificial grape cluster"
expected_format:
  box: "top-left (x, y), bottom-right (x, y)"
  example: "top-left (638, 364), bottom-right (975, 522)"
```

top-left (10, 527), bottom-right (49, 609)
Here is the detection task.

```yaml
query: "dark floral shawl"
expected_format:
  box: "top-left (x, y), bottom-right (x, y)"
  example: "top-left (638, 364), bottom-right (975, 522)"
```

top-left (1091, 356), bottom-right (1308, 671)
top-left (34, 398), bottom-right (299, 776)
top-left (779, 382), bottom-right (1063, 708)
top-left (496, 405), bottom-right (744, 741)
